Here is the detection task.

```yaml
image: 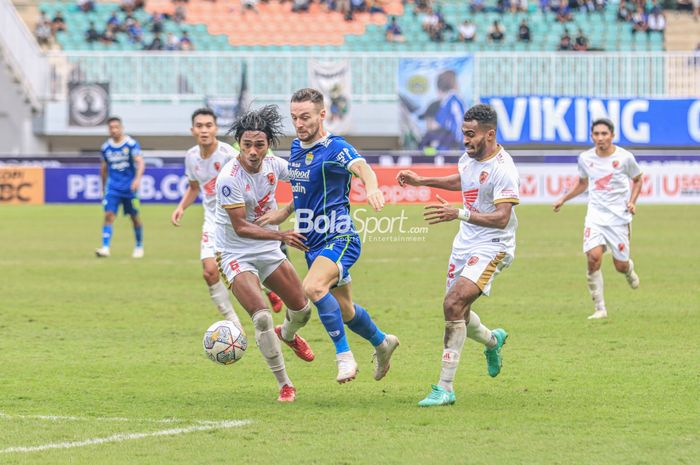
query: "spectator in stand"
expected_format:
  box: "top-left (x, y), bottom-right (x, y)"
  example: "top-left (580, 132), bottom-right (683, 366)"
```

top-left (127, 19), bottom-right (143, 43)
top-left (165, 32), bottom-right (180, 50)
top-left (85, 21), bottom-right (101, 42)
top-left (77, 0), bottom-right (95, 13)
top-left (174, 3), bottom-right (187, 23)
top-left (150, 12), bottom-right (165, 33)
top-left (556, 0), bottom-right (573, 22)
top-left (146, 32), bottom-right (164, 50)
top-left (488, 20), bottom-right (505, 42)
top-left (559, 28), bottom-right (573, 50)
top-left (518, 19), bottom-right (530, 42)
top-left (539, 0), bottom-right (550, 12)
top-left (385, 16), bottom-right (406, 42)
top-left (292, 0), bottom-right (310, 12)
top-left (35, 12), bottom-right (52, 46)
top-left (574, 28), bottom-right (589, 51)
top-left (457, 19), bottom-right (476, 42)
top-left (121, 0), bottom-right (136, 13)
top-left (594, 0), bottom-right (605, 11)
top-left (101, 24), bottom-right (119, 44)
top-left (414, 0), bottom-right (432, 14)
top-left (51, 11), bottom-right (67, 34)
top-left (241, 0), bottom-right (260, 14)
top-left (631, 6), bottom-right (648, 33)
top-left (647, 9), bottom-right (665, 33)
top-left (368, 0), bottom-right (386, 15)
top-left (470, 0), bottom-right (485, 13)
top-left (180, 30), bottom-right (194, 50)
top-left (107, 11), bottom-right (122, 31)
top-left (617, 1), bottom-right (631, 21)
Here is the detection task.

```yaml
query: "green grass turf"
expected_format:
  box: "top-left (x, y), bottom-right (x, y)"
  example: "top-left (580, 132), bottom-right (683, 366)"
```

top-left (0, 204), bottom-right (698, 464)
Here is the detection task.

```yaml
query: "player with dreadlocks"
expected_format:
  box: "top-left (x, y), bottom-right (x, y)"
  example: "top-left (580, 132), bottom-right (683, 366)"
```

top-left (214, 105), bottom-right (314, 402)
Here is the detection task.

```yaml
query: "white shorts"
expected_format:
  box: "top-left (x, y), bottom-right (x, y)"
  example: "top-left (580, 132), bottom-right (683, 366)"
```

top-left (446, 244), bottom-right (513, 296)
top-left (583, 222), bottom-right (631, 261)
top-left (216, 247), bottom-right (286, 287)
top-left (200, 222), bottom-right (216, 261)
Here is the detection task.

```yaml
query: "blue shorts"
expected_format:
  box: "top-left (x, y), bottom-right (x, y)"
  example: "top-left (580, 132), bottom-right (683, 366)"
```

top-left (305, 234), bottom-right (361, 287)
top-left (103, 191), bottom-right (140, 216)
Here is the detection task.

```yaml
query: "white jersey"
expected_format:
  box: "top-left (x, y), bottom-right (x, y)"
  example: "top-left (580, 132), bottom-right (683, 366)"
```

top-left (184, 141), bottom-right (238, 225)
top-left (453, 146), bottom-right (520, 253)
top-left (578, 146), bottom-right (642, 226)
top-left (214, 154), bottom-right (290, 255)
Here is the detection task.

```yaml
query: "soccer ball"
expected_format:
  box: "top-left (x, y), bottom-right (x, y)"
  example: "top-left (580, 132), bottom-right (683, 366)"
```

top-left (203, 320), bottom-right (247, 365)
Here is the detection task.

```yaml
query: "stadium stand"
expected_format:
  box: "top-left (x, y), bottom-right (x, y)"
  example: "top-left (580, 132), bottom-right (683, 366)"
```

top-left (33, 0), bottom-right (668, 52)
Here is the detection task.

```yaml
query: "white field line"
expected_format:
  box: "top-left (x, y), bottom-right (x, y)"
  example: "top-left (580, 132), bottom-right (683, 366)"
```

top-left (0, 419), bottom-right (252, 454)
top-left (0, 412), bottom-right (191, 424)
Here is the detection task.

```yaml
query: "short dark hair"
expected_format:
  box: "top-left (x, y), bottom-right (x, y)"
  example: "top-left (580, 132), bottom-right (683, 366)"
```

top-left (290, 88), bottom-right (325, 108)
top-left (591, 117), bottom-right (615, 133)
top-left (191, 108), bottom-right (217, 125)
top-left (107, 116), bottom-right (122, 125)
top-left (436, 70), bottom-right (457, 92)
top-left (227, 105), bottom-right (284, 147)
top-left (463, 104), bottom-right (498, 130)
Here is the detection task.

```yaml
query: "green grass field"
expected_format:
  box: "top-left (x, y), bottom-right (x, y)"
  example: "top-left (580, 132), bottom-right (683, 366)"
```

top-left (0, 203), bottom-right (698, 465)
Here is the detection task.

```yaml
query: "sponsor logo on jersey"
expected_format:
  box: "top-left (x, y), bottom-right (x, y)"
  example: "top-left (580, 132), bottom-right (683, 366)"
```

top-left (122, 147), bottom-right (129, 155)
top-left (479, 171), bottom-right (489, 184)
top-left (305, 152), bottom-right (314, 165)
top-left (618, 243), bottom-right (625, 251)
top-left (214, 162), bottom-right (221, 172)
top-left (253, 192), bottom-right (271, 219)
top-left (612, 160), bottom-right (620, 169)
top-left (467, 256), bottom-right (479, 266)
top-left (289, 168), bottom-right (311, 182)
top-left (203, 177), bottom-right (217, 196)
top-left (291, 183), bottom-right (306, 194)
top-left (594, 173), bottom-right (614, 191)
top-left (267, 172), bottom-right (275, 185)
top-left (221, 185), bottom-right (232, 197)
top-left (463, 188), bottom-right (479, 210)
top-left (245, 184), bottom-right (251, 192)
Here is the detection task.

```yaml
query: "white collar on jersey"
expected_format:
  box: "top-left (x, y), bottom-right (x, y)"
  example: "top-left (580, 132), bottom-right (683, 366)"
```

top-left (300, 132), bottom-right (332, 150)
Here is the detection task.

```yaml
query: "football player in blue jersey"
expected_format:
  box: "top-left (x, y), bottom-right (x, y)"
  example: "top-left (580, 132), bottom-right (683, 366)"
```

top-left (95, 116), bottom-right (145, 258)
top-left (260, 88), bottom-right (400, 384)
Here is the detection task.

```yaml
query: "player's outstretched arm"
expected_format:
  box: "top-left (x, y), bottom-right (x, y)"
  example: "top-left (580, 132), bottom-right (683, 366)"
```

top-left (424, 195), bottom-right (515, 229)
top-left (227, 206), bottom-right (308, 252)
top-left (627, 174), bottom-right (643, 215)
top-left (171, 180), bottom-right (200, 226)
top-left (255, 202), bottom-right (294, 227)
top-left (131, 155), bottom-right (145, 193)
top-left (350, 160), bottom-right (385, 212)
top-left (553, 177), bottom-right (588, 212)
top-left (396, 170), bottom-right (461, 191)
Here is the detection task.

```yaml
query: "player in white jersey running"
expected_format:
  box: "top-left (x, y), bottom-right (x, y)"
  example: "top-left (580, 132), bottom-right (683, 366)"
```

top-left (397, 104), bottom-right (517, 407)
top-left (553, 118), bottom-right (643, 320)
top-left (215, 105), bottom-right (315, 402)
top-left (170, 108), bottom-right (244, 329)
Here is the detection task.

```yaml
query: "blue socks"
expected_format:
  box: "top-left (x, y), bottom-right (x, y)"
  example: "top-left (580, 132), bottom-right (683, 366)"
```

top-left (102, 224), bottom-right (113, 247)
top-left (134, 225), bottom-right (143, 247)
top-left (347, 304), bottom-right (386, 347)
top-left (314, 293), bottom-right (350, 354)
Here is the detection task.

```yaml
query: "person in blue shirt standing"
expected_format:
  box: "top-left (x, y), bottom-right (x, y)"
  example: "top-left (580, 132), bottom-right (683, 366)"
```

top-left (95, 116), bottom-right (145, 258)
top-left (260, 88), bottom-right (400, 384)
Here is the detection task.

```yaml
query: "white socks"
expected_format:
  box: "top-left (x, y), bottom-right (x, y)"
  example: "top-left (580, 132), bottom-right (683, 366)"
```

top-left (587, 270), bottom-right (606, 311)
top-left (281, 301), bottom-right (312, 342)
top-left (208, 281), bottom-right (241, 327)
top-left (467, 311), bottom-right (497, 349)
top-left (253, 310), bottom-right (291, 388)
top-left (438, 320), bottom-right (466, 392)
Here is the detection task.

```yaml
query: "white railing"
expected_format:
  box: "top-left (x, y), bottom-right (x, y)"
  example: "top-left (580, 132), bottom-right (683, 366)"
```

top-left (45, 51), bottom-right (700, 103)
top-left (0, 0), bottom-right (49, 108)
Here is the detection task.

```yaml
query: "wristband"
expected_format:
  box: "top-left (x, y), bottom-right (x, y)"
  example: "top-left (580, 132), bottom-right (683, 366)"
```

top-left (458, 209), bottom-right (471, 222)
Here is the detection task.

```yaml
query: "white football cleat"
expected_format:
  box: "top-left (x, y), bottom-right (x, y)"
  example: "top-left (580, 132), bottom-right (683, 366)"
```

top-left (95, 246), bottom-right (110, 258)
top-left (626, 269), bottom-right (639, 289)
top-left (372, 334), bottom-right (400, 381)
top-left (132, 247), bottom-right (144, 258)
top-left (587, 309), bottom-right (608, 320)
top-left (336, 352), bottom-right (358, 384)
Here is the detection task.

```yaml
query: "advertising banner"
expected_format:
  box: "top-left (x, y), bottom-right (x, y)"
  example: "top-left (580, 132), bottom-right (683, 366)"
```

top-left (398, 56), bottom-right (474, 151)
top-left (484, 96), bottom-right (700, 146)
top-left (40, 163), bottom-right (700, 205)
top-left (0, 166), bottom-right (45, 205)
top-left (308, 60), bottom-right (352, 134)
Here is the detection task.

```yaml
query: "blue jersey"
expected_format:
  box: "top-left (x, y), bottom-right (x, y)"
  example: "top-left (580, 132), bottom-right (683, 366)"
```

top-left (100, 136), bottom-right (141, 195)
top-left (435, 93), bottom-right (466, 146)
top-left (288, 135), bottom-right (363, 250)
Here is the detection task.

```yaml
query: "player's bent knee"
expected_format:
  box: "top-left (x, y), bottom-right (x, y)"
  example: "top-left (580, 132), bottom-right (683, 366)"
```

top-left (202, 270), bottom-right (219, 286)
top-left (302, 280), bottom-right (327, 302)
top-left (442, 295), bottom-right (464, 320)
top-left (614, 261), bottom-right (629, 273)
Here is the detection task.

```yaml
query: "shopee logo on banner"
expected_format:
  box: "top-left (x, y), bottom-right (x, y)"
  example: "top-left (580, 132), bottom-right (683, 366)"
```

top-left (350, 176), bottom-right (433, 204)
